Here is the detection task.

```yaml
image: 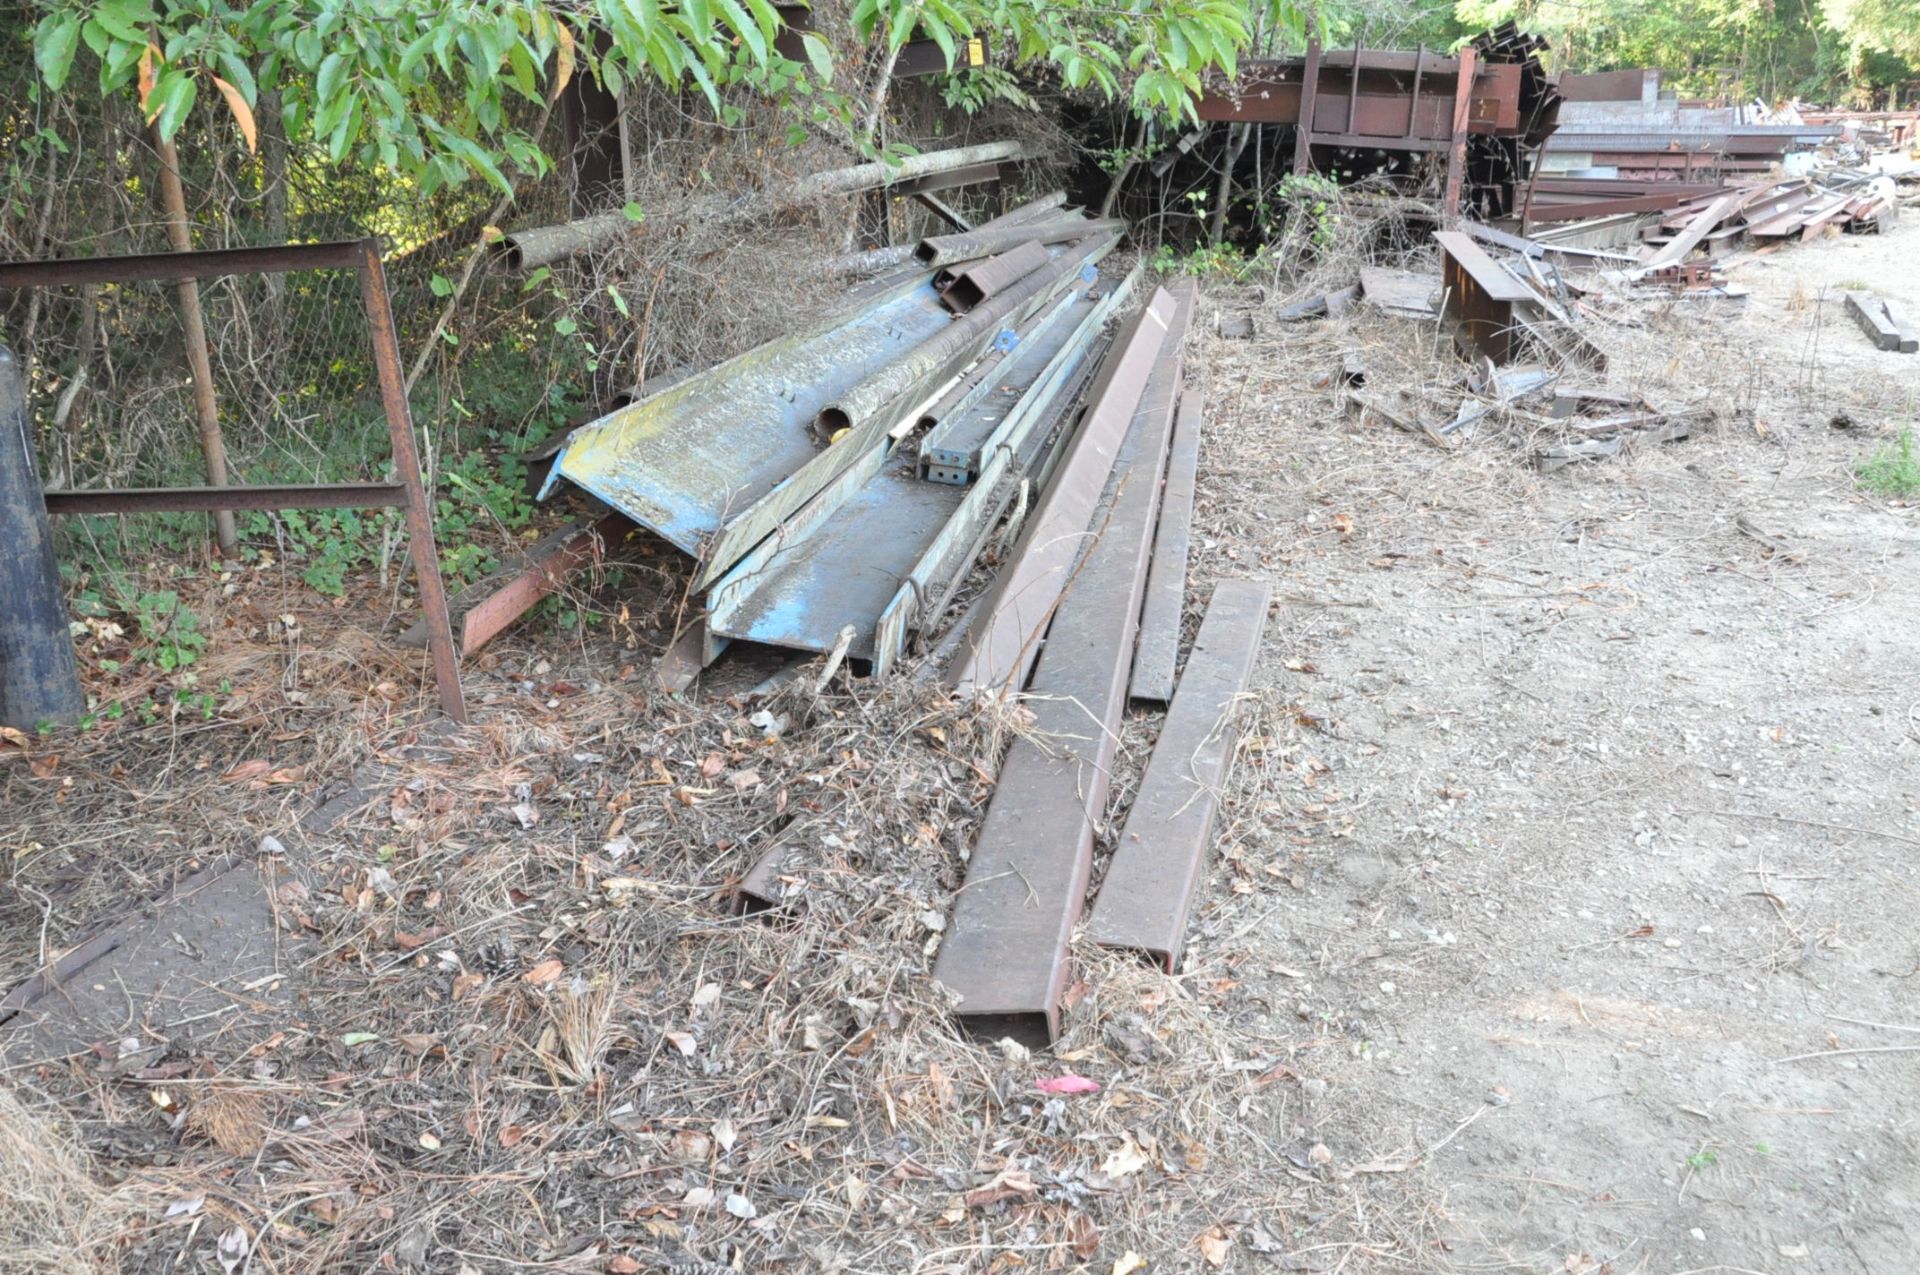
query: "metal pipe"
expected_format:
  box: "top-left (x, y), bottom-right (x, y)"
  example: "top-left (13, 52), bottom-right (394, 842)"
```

top-left (810, 236), bottom-right (1110, 443)
top-left (502, 142), bottom-right (1030, 270)
top-left (818, 190), bottom-right (1073, 280)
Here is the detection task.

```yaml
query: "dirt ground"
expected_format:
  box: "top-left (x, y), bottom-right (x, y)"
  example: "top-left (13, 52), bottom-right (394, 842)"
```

top-left (1187, 217), bottom-right (1920, 1273)
top-left (2, 214), bottom-right (1917, 1275)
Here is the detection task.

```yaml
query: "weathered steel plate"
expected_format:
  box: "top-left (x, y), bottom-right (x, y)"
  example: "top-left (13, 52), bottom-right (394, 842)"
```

top-left (1088, 579), bottom-right (1271, 971)
top-left (550, 273), bottom-right (951, 554)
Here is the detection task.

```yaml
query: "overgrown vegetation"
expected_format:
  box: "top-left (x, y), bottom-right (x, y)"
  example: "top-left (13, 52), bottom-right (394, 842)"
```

top-left (1857, 427), bottom-right (1920, 498)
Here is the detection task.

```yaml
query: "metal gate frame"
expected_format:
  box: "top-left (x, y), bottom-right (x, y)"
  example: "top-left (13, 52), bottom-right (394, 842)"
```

top-left (0, 238), bottom-right (467, 722)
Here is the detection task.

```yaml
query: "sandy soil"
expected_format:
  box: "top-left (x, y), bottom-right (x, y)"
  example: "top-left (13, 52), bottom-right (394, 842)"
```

top-left (1186, 217), bottom-right (1920, 1273)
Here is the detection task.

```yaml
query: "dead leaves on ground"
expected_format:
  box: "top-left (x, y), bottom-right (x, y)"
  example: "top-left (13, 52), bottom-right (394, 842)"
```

top-left (222, 758), bottom-right (306, 787)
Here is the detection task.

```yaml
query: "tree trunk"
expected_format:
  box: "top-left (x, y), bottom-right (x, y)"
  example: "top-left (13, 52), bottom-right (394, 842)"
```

top-left (260, 89), bottom-right (290, 350)
top-left (1100, 116), bottom-right (1147, 219)
top-left (1210, 123), bottom-right (1252, 245)
top-left (841, 44), bottom-right (904, 252)
top-left (151, 128), bottom-right (238, 554)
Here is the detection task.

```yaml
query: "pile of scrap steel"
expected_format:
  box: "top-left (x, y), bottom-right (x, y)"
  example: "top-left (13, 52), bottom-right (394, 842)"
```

top-left (737, 273), bottom-right (1275, 1050)
top-left (1194, 22), bottom-right (1560, 219)
top-left (522, 194), bottom-right (1269, 1049)
top-left (1324, 220), bottom-right (1743, 469)
top-left (515, 194), bottom-right (1155, 685)
top-left (1541, 69), bottom-right (1840, 191)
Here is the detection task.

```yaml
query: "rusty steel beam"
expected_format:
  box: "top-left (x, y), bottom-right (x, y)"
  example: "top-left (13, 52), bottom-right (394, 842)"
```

top-left (893, 33), bottom-right (987, 77)
top-left (1435, 229), bottom-right (1533, 364)
top-left (935, 238), bottom-right (1048, 314)
top-left (1088, 578), bottom-right (1271, 971)
top-left (460, 514), bottom-right (631, 653)
top-left (1443, 46), bottom-right (1477, 218)
top-left (41, 482), bottom-right (408, 516)
top-left (1523, 192), bottom-right (1704, 221)
top-left (0, 240), bottom-right (364, 289)
top-left (945, 286), bottom-right (1181, 696)
top-left (933, 279), bottom-right (1194, 1048)
top-left (399, 512), bottom-right (635, 655)
top-left (356, 242), bottom-right (467, 723)
top-left (1130, 383), bottom-right (1203, 704)
top-left (889, 161), bottom-right (1002, 197)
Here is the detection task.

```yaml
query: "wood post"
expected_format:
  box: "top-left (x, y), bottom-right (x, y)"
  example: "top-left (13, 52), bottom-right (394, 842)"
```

top-left (152, 130), bottom-right (239, 555)
top-left (0, 344), bottom-right (84, 729)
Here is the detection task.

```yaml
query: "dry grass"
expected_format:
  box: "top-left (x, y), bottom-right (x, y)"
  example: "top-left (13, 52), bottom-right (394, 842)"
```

top-left (0, 581), bottom-right (1459, 1272)
top-left (0, 1083), bottom-right (150, 1273)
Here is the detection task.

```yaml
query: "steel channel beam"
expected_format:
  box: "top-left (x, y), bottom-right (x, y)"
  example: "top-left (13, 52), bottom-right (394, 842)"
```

top-left (932, 281), bottom-right (1192, 1048)
top-left (1087, 578), bottom-right (1271, 970)
top-left (41, 483), bottom-right (408, 515)
top-left (945, 285), bottom-right (1178, 696)
top-left (1130, 383), bottom-right (1204, 703)
top-left (0, 240), bottom-right (365, 289)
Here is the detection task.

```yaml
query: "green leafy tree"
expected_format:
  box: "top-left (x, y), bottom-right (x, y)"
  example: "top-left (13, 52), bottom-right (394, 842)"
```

top-left (1822, 0), bottom-right (1920, 62)
top-left (29, 0), bottom-right (1308, 196)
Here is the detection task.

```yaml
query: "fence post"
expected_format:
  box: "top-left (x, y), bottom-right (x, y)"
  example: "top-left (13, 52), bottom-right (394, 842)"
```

top-left (0, 344), bottom-right (84, 729)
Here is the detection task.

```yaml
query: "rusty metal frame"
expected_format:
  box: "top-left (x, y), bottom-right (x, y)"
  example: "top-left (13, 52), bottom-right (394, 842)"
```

top-left (0, 238), bottom-right (467, 721)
